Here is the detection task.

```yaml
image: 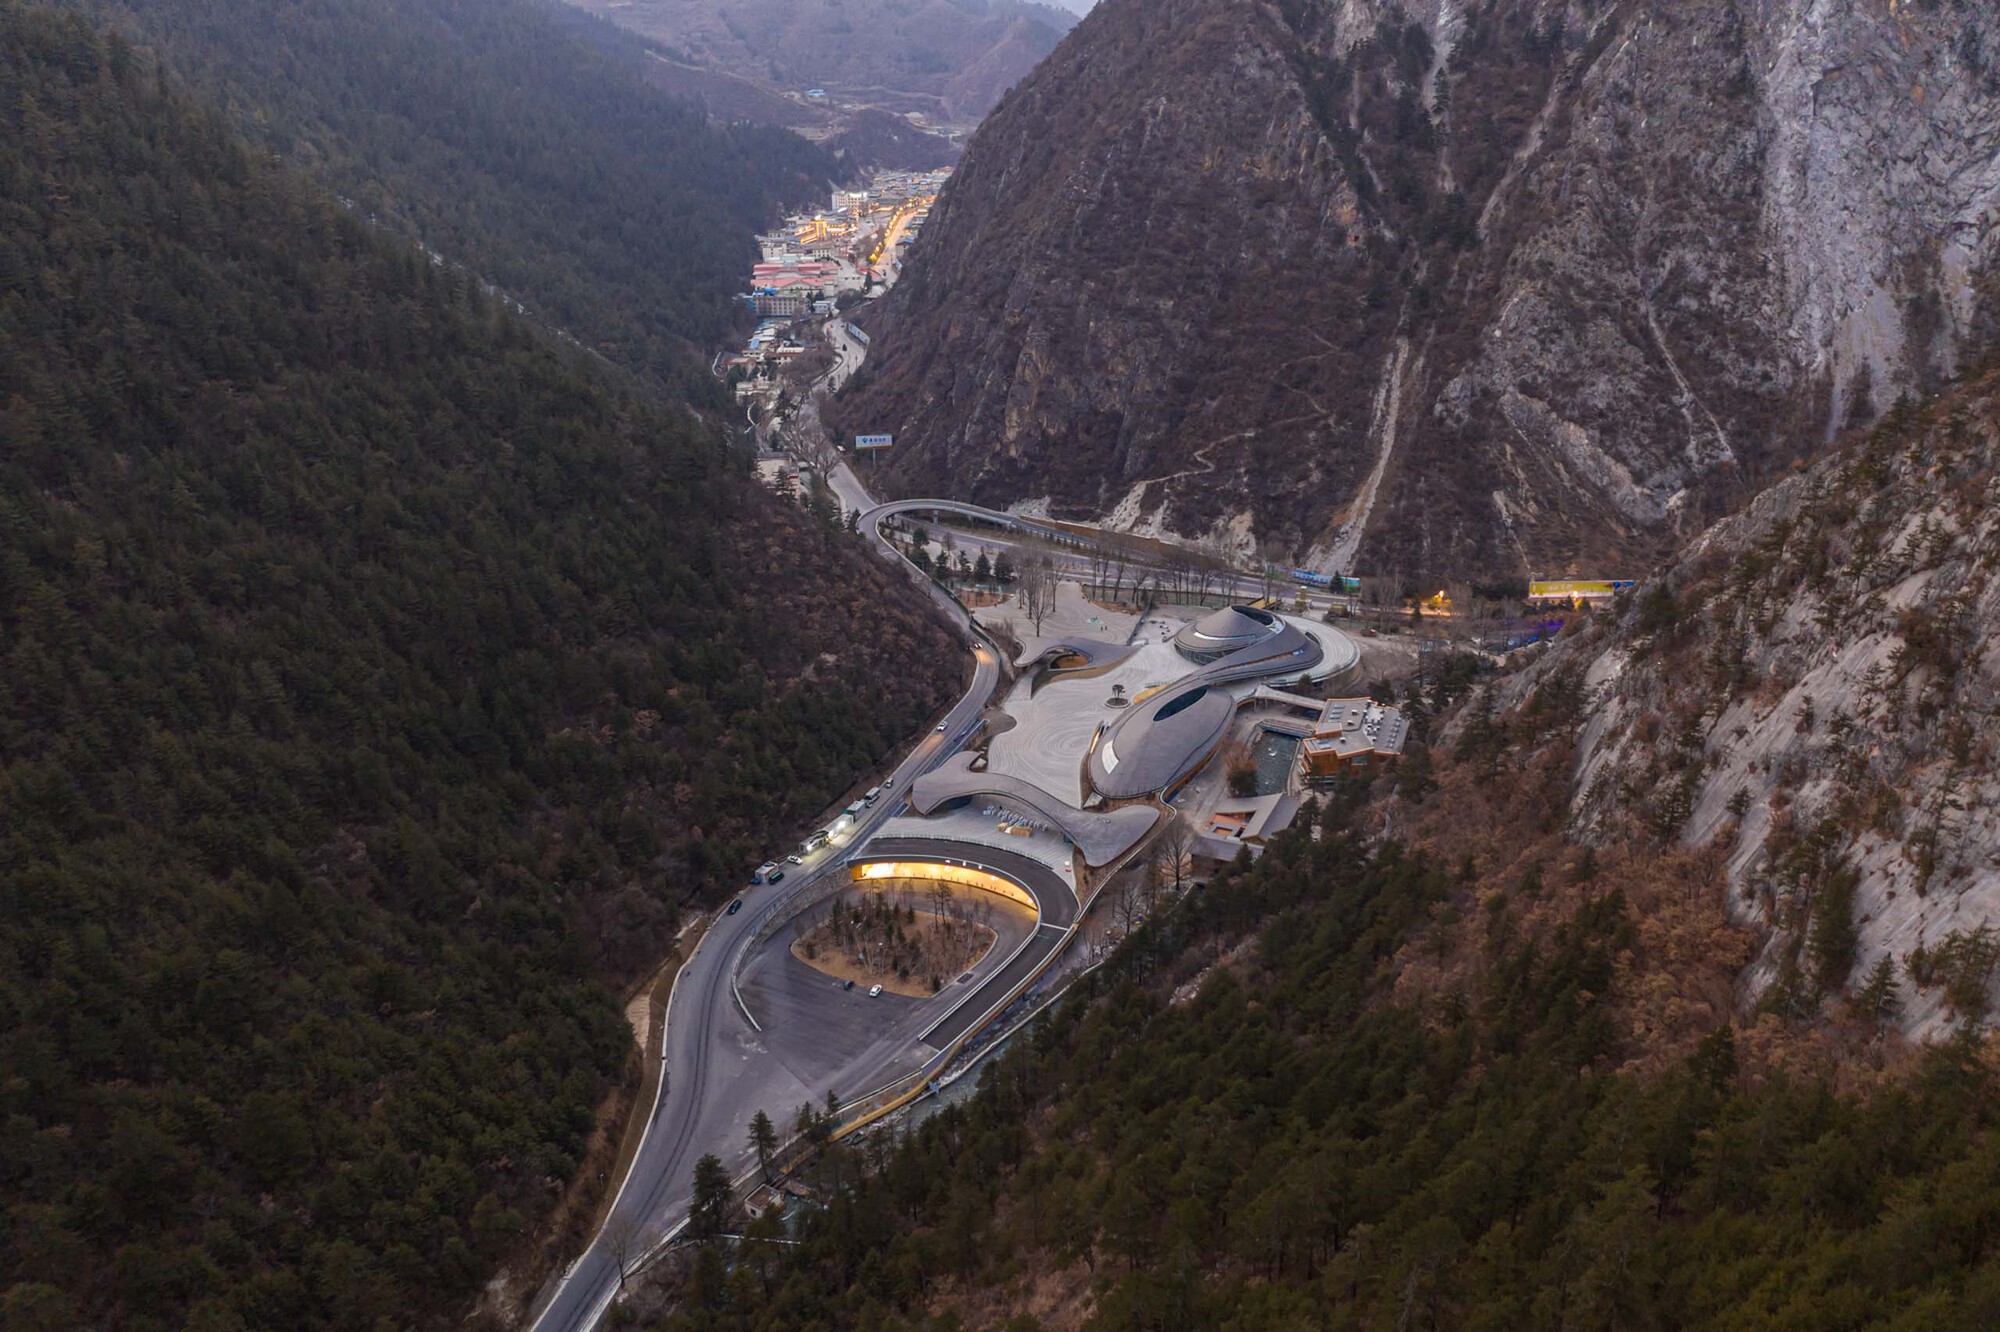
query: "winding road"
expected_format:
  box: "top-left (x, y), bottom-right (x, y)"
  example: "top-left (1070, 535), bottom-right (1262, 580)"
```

top-left (535, 324), bottom-right (1346, 1332)
top-left (530, 518), bottom-right (1001, 1331)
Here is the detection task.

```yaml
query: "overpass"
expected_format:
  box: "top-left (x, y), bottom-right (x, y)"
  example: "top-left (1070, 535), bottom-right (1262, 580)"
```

top-left (860, 497), bottom-right (1092, 550)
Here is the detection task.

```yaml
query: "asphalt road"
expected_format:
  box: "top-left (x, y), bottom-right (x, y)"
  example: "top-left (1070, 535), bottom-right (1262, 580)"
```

top-left (531, 564), bottom-right (1001, 1332)
top-left (538, 342), bottom-right (1332, 1332)
top-left (822, 317), bottom-right (866, 394)
top-left (848, 836), bottom-right (1079, 1051)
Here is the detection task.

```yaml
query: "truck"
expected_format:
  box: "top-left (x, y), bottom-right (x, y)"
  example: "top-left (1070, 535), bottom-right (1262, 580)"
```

top-left (752, 861), bottom-right (778, 884)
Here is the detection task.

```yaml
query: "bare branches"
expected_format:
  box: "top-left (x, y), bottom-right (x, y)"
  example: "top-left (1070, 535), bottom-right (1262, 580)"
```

top-left (1017, 551), bottom-right (1059, 635)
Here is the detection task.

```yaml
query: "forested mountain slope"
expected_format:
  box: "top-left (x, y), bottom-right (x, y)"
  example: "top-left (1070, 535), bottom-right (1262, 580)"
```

top-left (636, 366), bottom-right (2000, 1330)
top-left (0, 8), bottom-right (956, 1327)
top-left (646, 784), bottom-right (2000, 1328)
top-left (840, 0), bottom-right (2000, 582)
top-left (566, 0), bottom-right (1074, 123)
top-left (1491, 351), bottom-right (2000, 1041)
top-left (56, 0), bottom-right (836, 397)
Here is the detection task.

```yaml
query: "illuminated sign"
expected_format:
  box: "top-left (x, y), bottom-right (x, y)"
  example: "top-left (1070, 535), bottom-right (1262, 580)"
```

top-left (1528, 579), bottom-right (1636, 601)
top-left (854, 433), bottom-right (894, 450)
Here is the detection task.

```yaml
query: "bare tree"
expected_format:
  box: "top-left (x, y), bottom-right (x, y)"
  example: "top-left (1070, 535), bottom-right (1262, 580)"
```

top-left (777, 388), bottom-right (840, 475)
top-left (927, 879), bottom-right (955, 929)
top-left (603, 1212), bottom-right (654, 1290)
top-left (1111, 869), bottom-right (1148, 937)
top-left (1017, 551), bottom-right (1059, 635)
top-left (1107, 545), bottom-right (1133, 604)
top-left (1086, 541), bottom-right (1115, 602)
top-left (1150, 813), bottom-right (1198, 904)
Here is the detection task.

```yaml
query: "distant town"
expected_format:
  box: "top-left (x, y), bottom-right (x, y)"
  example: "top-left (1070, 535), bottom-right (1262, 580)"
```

top-left (725, 167), bottom-right (946, 424)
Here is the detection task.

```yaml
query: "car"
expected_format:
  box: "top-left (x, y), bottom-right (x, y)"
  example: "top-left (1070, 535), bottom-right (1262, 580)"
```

top-left (767, 869), bottom-right (785, 884)
top-left (726, 899), bottom-right (743, 916)
top-left (787, 853), bottom-right (803, 865)
top-left (868, 984), bottom-right (883, 998)
top-left (934, 721), bottom-right (948, 733)
top-left (843, 979), bottom-right (855, 991)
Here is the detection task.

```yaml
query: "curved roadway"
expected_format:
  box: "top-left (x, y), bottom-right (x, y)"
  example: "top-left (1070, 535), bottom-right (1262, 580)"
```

top-left (532, 620), bottom-right (999, 1332)
top-left (848, 836), bottom-right (1078, 1051)
top-left (538, 405), bottom-right (1327, 1331)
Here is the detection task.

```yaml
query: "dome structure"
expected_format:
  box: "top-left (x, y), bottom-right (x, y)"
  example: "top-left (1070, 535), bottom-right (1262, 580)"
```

top-left (1086, 682), bottom-right (1235, 800)
top-left (1172, 605), bottom-right (1284, 663)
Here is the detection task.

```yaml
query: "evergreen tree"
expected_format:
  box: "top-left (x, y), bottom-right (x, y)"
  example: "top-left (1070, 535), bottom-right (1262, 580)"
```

top-left (690, 1154), bottom-right (733, 1242)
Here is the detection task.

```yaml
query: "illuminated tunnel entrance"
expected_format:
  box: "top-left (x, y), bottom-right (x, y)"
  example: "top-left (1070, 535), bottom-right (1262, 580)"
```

top-left (845, 837), bottom-right (1080, 1049)
top-left (850, 860), bottom-right (1039, 912)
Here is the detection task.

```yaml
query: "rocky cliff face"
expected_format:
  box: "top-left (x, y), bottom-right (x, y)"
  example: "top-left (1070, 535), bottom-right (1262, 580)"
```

top-left (839, 0), bottom-right (2000, 583)
top-left (1482, 354), bottom-right (2000, 1038)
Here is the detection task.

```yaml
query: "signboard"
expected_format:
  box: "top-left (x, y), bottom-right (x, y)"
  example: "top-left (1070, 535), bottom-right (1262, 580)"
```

top-left (854, 434), bottom-right (894, 450)
top-left (1528, 579), bottom-right (1635, 601)
top-left (1289, 569), bottom-right (1363, 594)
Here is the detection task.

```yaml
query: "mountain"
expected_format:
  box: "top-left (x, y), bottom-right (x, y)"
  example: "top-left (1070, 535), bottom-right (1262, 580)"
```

top-left (0, 7), bottom-right (957, 1326)
top-left (837, 0), bottom-right (2000, 583)
top-left (563, 0), bottom-right (1075, 124)
top-left (633, 359), bottom-right (2000, 1329)
top-left (1491, 351), bottom-right (2000, 1041)
top-left (57, 0), bottom-right (838, 397)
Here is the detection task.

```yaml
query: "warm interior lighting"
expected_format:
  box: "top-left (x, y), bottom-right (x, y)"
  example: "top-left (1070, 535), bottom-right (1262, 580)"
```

top-left (851, 861), bottom-right (1037, 911)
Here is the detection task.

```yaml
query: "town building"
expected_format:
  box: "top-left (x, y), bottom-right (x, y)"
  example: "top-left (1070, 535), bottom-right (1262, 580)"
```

top-left (751, 291), bottom-right (810, 318)
top-left (1198, 792), bottom-right (1302, 861)
top-left (1298, 698), bottom-right (1410, 778)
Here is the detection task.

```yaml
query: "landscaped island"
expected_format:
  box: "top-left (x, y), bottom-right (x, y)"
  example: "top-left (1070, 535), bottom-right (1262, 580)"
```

top-left (792, 888), bottom-right (997, 996)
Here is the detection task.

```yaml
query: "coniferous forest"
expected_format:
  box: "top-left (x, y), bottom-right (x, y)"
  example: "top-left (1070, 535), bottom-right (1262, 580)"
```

top-left (50, 0), bottom-right (839, 399)
top-left (0, 7), bottom-right (957, 1326)
top-left (665, 783), bottom-right (2000, 1330)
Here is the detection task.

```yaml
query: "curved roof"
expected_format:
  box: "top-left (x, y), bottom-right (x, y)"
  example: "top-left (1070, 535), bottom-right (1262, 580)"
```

top-left (1173, 605), bottom-right (1284, 662)
top-left (1087, 612), bottom-right (1333, 798)
top-left (1087, 681), bottom-right (1235, 799)
top-left (908, 753), bottom-right (1160, 867)
top-left (1016, 638), bottom-right (1137, 678)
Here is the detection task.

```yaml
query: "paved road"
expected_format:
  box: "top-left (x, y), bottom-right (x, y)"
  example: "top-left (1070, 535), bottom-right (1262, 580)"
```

top-left (848, 837), bottom-right (1078, 1050)
top-left (535, 330), bottom-right (1342, 1332)
top-left (822, 318), bottom-right (866, 394)
top-left (859, 497), bottom-right (1317, 612)
top-left (532, 597), bottom-right (1000, 1332)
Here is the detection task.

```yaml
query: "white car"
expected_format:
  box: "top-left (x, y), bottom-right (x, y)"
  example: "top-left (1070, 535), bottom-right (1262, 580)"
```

top-left (868, 984), bottom-right (883, 998)
top-left (934, 721), bottom-right (948, 733)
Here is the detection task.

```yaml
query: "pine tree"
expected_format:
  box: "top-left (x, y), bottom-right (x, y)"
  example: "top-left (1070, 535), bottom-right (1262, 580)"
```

top-left (690, 1154), bottom-right (732, 1242)
top-left (749, 1110), bottom-right (778, 1180)
top-left (1856, 954), bottom-right (1900, 1022)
